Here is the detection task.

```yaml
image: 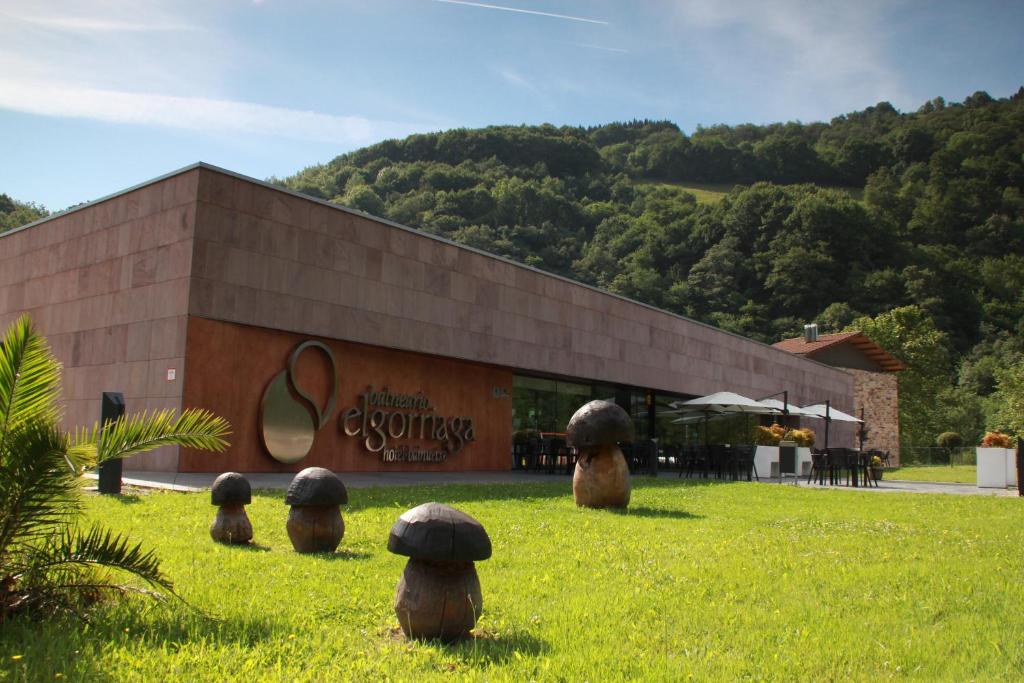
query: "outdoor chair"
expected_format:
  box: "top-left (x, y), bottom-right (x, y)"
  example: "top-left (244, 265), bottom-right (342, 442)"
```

top-left (708, 444), bottom-right (730, 479)
top-left (525, 437), bottom-right (543, 471)
top-left (858, 451), bottom-right (878, 488)
top-left (662, 444), bottom-right (681, 471)
top-left (512, 442), bottom-right (528, 470)
top-left (828, 448), bottom-right (859, 486)
top-left (733, 445), bottom-right (757, 481)
top-left (637, 439), bottom-right (659, 475)
top-left (542, 437), bottom-right (566, 474)
top-left (680, 445), bottom-right (708, 478)
top-left (808, 448), bottom-right (827, 484)
top-left (880, 450), bottom-right (892, 468)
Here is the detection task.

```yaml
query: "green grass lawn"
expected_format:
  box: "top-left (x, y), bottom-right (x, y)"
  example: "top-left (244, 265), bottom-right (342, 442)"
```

top-left (3, 479), bottom-right (1024, 681)
top-left (888, 465), bottom-right (978, 484)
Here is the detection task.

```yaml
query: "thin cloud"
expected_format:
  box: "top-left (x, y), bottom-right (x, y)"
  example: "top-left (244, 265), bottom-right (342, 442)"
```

top-left (0, 9), bottom-right (200, 33)
top-left (0, 79), bottom-right (419, 146)
top-left (567, 42), bottom-right (629, 54)
top-left (494, 67), bottom-right (543, 94)
top-left (434, 0), bottom-right (609, 25)
top-left (670, 0), bottom-right (904, 117)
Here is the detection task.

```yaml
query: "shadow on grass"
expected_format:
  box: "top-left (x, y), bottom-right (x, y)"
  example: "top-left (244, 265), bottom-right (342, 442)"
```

top-left (253, 476), bottom-right (732, 512)
top-left (0, 607), bottom-right (281, 681)
top-left (395, 626), bottom-right (550, 665)
top-left (227, 542), bottom-right (272, 552)
top-left (256, 481), bottom-right (574, 511)
top-left (612, 506), bottom-right (701, 520)
top-left (298, 548), bottom-right (373, 561)
top-left (111, 494), bottom-right (146, 505)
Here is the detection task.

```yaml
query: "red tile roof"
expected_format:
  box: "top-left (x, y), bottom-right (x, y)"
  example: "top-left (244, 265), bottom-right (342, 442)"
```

top-left (773, 331), bottom-right (905, 372)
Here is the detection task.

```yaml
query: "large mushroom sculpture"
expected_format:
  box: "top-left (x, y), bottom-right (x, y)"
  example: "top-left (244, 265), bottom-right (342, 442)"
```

top-left (209, 472), bottom-right (253, 544)
top-left (567, 400), bottom-right (634, 508)
top-left (284, 467), bottom-right (348, 553)
top-left (387, 502), bottom-right (492, 641)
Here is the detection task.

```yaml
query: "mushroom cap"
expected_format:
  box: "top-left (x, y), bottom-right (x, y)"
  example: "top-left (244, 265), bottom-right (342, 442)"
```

top-left (566, 400), bottom-right (635, 449)
top-left (387, 502), bottom-right (491, 562)
top-left (211, 472), bottom-right (251, 505)
top-left (285, 467), bottom-right (348, 506)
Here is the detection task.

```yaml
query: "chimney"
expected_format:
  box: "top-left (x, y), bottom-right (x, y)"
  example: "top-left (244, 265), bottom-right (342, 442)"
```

top-left (803, 323), bottom-right (819, 342)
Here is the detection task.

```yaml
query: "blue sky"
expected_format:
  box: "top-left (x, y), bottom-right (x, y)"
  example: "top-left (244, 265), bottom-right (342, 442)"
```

top-left (1, 0), bottom-right (1021, 211)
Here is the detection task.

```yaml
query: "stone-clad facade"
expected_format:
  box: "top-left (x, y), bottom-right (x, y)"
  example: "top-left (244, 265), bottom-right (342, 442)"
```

top-left (774, 331), bottom-right (902, 464)
top-left (849, 369), bottom-right (901, 464)
top-left (1, 163), bottom-right (857, 472)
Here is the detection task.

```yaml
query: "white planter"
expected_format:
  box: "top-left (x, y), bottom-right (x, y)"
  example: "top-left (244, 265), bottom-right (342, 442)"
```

top-left (976, 447), bottom-right (1017, 488)
top-left (797, 447), bottom-right (812, 476)
top-left (754, 446), bottom-right (778, 478)
top-left (755, 446), bottom-right (813, 478)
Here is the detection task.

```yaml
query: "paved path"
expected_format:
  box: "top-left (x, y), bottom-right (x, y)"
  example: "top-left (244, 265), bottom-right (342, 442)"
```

top-left (89, 470), bottom-right (565, 493)
top-left (87, 470), bottom-right (1020, 497)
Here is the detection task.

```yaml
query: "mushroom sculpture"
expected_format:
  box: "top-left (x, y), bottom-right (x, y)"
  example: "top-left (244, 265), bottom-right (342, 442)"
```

top-left (388, 502), bottom-right (492, 641)
top-left (210, 472), bottom-right (253, 544)
top-left (284, 467), bottom-right (348, 553)
top-left (567, 400), bottom-right (634, 508)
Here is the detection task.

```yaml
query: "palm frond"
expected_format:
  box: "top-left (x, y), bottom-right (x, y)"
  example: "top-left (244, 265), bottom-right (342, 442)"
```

top-left (48, 524), bottom-right (174, 593)
top-left (6, 524), bottom-right (174, 617)
top-left (0, 421), bottom-right (79, 561)
top-left (72, 409), bottom-right (230, 464)
top-left (0, 315), bottom-right (62, 460)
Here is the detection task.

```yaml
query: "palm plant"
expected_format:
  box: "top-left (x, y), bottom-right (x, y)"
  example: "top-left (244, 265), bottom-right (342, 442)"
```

top-left (0, 315), bottom-right (230, 619)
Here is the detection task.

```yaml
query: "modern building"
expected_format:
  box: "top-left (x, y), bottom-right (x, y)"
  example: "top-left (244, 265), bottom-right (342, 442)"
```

top-left (0, 163), bottom-right (857, 473)
top-left (774, 327), bottom-right (903, 463)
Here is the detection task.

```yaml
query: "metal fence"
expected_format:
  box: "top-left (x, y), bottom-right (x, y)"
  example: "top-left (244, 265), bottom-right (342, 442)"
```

top-left (898, 446), bottom-right (977, 467)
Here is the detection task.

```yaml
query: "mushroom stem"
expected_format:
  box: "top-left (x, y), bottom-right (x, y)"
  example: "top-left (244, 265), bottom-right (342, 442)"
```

top-left (394, 558), bottom-right (482, 641)
top-left (572, 443), bottom-right (631, 508)
top-left (287, 505), bottom-right (344, 553)
top-left (210, 503), bottom-right (253, 544)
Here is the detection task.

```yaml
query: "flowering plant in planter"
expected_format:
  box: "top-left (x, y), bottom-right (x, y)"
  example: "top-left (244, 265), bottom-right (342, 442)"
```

top-left (980, 431), bottom-right (1013, 448)
top-left (870, 455), bottom-right (884, 480)
top-left (783, 428), bottom-right (816, 447)
top-left (755, 423), bottom-right (787, 446)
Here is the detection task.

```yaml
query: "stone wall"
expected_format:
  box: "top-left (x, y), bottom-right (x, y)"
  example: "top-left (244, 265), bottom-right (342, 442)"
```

top-left (0, 170), bottom-right (199, 471)
top-left (849, 368), bottom-right (900, 465)
top-left (189, 165), bottom-right (855, 409)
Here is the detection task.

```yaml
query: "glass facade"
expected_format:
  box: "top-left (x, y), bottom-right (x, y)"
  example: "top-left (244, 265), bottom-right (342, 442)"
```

top-left (511, 373), bottom-right (759, 450)
top-left (512, 374), bottom-right (695, 444)
top-left (511, 375), bottom-right (593, 437)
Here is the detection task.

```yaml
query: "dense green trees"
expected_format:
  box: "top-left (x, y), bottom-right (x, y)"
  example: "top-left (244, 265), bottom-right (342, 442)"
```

top-left (276, 89), bottom-right (1023, 446)
top-left (0, 194), bottom-right (47, 234)
top-left (3, 91), bottom-right (1020, 448)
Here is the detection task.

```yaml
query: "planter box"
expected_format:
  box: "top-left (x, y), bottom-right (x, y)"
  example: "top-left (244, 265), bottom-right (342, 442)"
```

top-left (755, 445), bottom-right (812, 478)
top-left (976, 447), bottom-right (1017, 488)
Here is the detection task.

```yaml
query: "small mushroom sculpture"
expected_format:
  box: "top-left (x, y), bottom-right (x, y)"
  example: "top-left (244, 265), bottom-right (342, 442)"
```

top-left (209, 472), bottom-right (253, 544)
top-left (388, 502), bottom-right (492, 641)
top-left (567, 400), bottom-right (635, 508)
top-left (284, 467), bottom-right (348, 553)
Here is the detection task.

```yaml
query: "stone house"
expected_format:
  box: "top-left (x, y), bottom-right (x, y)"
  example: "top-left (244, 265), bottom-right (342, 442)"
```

top-left (774, 326), bottom-right (904, 464)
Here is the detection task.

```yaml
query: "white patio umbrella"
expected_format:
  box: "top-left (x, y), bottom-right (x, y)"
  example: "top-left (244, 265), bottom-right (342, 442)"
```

top-left (671, 391), bottom-right (782, 415)
top-left (756, 398), bottom-right (818, 417)
top-left (801, 404), bottom-right (862, 423)
top-left (669, 391), bottom-right (780, 445)
top-left (800, 403), bottom-right (862, 450)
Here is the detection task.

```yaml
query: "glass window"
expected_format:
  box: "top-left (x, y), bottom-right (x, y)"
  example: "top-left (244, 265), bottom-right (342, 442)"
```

top-left (512, 375), bottom-right (590, 438)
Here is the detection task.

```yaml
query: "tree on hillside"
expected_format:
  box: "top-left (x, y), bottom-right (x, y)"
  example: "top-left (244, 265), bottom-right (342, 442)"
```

top-left (848, 306), bottom-right (953, 448)
top-left (1, 194), bottom-right (48, 234)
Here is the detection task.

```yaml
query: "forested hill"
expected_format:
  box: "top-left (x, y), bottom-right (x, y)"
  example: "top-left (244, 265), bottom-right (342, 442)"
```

top-left (3, 90), bottom-right (1022, 447)
top-left (281, 89), bottom-right (1024, 447)
top-left (0, 194), bottom-right (47, 234)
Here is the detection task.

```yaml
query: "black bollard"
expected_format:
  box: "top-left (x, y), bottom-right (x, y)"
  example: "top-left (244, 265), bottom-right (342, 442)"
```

top-left (97, 392), bottom-right (126, 495)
